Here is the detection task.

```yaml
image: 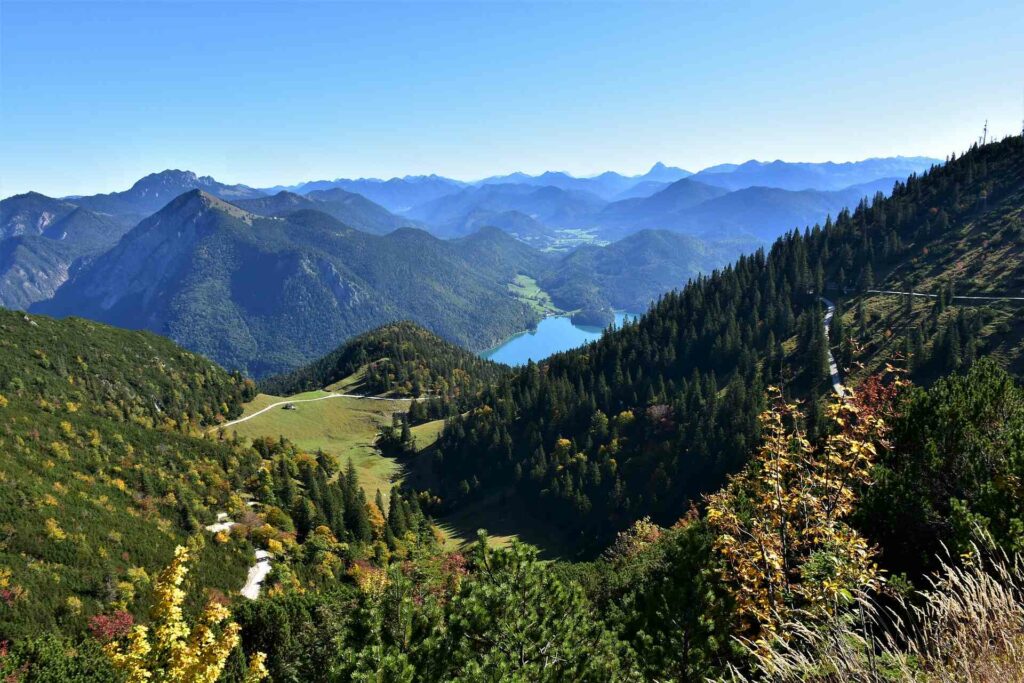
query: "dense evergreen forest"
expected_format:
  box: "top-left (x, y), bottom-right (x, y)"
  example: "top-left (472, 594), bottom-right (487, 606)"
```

top-left (428, 135), bottom-right (1024, 552)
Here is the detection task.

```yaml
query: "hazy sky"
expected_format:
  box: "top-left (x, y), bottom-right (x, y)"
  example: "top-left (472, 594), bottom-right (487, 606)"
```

top-left (2, 0), bottom-right (1022, 198)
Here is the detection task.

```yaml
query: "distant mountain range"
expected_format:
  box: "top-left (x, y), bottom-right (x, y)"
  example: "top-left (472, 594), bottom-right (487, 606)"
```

top-left (403, 183), bottom-right (607, 238)
top-left (592, 176), bottom-right (902, 241)
top-left (23, 190), bottom-right (751, 376)
top-left (264, 175), bottom-right (468, 213)
top-left (2, 154), bottom-right (942, 375)
top-left (476, 163), bottom-right (692, 200)
top-left (688, 156), bottom-right (938, 191)
top-left (264, 158), bottom-right (937, 246)
top-left (34, 191), bottom-right (540, 377)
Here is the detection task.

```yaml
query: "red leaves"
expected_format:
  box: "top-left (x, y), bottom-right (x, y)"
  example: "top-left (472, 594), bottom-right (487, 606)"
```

top-left (87, 610), bottom-right (135, 642)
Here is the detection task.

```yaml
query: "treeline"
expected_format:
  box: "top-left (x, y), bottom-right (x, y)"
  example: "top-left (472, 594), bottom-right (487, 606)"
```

top-left (429, 136), bottom-right (1024, 552)
top-left (261, 321), bottom-right (508, 417)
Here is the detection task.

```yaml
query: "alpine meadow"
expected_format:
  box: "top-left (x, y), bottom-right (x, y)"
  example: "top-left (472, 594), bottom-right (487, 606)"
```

top-left (2, 1), bottom-right (1024, 681)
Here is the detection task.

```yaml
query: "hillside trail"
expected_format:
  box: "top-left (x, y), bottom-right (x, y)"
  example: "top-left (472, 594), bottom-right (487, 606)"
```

top-left (867, 289), bottom-right (1024, 302)
top-left (208, 389), bottom-right (424, 595)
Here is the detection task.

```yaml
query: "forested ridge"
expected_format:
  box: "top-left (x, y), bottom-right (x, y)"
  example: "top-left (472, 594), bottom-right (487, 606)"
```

top-left (0, 308), bottom-right (258, 639)
top-left (261, 321), bottom-right (508, 414)
top-left (429, 135), bottom-right (1024, 552)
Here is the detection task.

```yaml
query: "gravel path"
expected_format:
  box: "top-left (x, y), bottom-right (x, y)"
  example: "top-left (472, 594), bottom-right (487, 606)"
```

top-left (821, 297), bottom-right (846, 398)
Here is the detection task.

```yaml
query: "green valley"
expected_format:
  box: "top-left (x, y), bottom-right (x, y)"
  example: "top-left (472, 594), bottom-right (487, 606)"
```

top-left (223, 392), bottom-right (417, 503)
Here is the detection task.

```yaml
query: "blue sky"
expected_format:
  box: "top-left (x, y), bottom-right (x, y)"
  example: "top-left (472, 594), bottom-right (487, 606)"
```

top-left (2, 0), bottom-right (1022, 197)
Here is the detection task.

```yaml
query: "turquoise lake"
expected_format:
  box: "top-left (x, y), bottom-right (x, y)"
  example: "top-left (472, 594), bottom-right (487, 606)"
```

top-left (481, 312), bottom-right (636, 366)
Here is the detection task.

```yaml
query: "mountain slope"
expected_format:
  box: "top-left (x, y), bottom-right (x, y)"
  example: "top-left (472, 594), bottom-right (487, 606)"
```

top-left (452, 225), bottom-right (556, 279)
top-left (235, 189), bottom-right (412, 235)
top-left (0, 192), bottom-right (79, 239)
top-left (669, 182), bottom-right (893, 240)
top-left (1, 194), bottom-right (139, 309)
top-left (0, 236), bottom-right (78, 310)
top-left (406, 183), bottom-right (607, 237)
top-left (424, 137), bottom-right (1024, 553)
top-left (610, 180), bottom-right (671, 201)
top-left (36, 191), bottom-right (539, 377)
top-left (0, 171), bottom-right (267, 309)
top-left (539, 229), bottom-right (756, 313)
top-left (463, 210), bottom-right (556, 245)
top-left (596, 177), bottom-right (898, 242)
top-left (0, 307), bottom-right (258, 637)
top-left (596, 178), bottom-right (729, 237)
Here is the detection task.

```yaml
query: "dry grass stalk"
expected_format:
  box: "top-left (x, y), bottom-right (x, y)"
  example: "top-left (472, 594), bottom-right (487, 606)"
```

top-left (724, 546), bottom-right (1024, 682)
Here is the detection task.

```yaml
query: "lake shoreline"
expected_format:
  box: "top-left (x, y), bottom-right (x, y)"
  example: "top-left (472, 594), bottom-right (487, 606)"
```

top-left (480, 311), bottom-right (638, 366)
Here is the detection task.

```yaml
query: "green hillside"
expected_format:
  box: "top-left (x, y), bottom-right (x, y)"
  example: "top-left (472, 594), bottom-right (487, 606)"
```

top-left (427, 136), bottom-right (1024, 554)
top-left (0, 306), bottom-right (439, 657)
top-left (36, 191), bottom-right (541, 377)
top-left (0, 308), bottom-right (259, 638)
top-left (832, 141), bottom-right (1024, 383)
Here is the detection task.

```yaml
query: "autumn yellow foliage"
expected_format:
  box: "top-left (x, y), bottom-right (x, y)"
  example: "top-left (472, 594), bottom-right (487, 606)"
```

top-left (707, 388), bottom-right (887, 645)
top-left (366, 501), bottom-right (387, 537)
top-left (104, 544), bottom-right (268, 683)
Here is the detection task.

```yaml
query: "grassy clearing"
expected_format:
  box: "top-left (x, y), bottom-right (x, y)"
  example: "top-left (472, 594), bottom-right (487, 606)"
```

top-left (236, 390), bottom-right (331, 416)
top-left (230, 390), bottom-right (547, 554)
top-left (229, 392), bottom-right (412, 499)
top-left (508, 274), bottom-right (562, 316)
top-left (410, 418), bottom-right (446, 448)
